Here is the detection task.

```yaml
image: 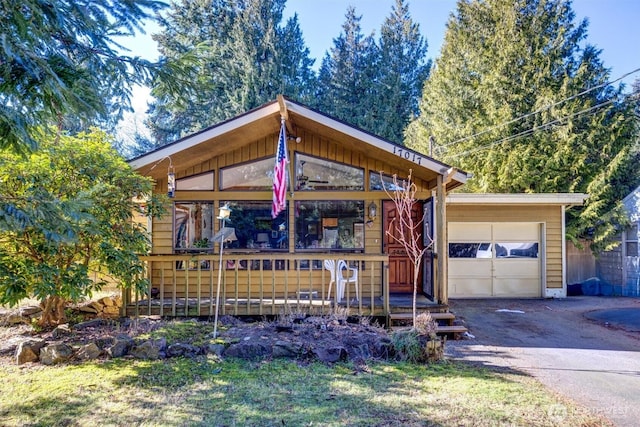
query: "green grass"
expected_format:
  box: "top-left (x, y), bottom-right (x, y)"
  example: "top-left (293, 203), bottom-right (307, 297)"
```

top-left (0, 357), bottom-right (608, 426)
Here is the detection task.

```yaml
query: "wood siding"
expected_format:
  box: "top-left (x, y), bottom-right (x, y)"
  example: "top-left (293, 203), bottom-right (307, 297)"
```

top-left (145, 129), bottom-right (429, 300)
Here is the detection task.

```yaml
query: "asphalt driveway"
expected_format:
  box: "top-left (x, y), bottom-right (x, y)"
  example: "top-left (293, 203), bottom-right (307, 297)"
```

top-left (445, 296), bottom-right (640, 427)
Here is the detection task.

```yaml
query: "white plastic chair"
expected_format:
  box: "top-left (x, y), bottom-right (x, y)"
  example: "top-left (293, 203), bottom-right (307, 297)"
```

top-left (323, 259), bottom-right (359, 302)
top-left (337, 259), bottom-right (359, 302)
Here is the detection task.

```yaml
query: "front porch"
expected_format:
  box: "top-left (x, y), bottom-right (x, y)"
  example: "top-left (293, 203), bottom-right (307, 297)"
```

top-left (124, 253), bottom-right (449, 322)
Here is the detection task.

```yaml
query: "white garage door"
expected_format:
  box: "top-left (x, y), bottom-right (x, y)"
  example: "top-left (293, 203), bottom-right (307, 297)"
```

top-left (448, 222), bottom-right (542, 298)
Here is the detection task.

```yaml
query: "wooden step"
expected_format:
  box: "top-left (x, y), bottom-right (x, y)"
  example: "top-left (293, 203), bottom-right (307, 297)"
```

top-left (389, 312), bottom-right (455, 321)
top-left (435, 325), bottom-right (468, 335)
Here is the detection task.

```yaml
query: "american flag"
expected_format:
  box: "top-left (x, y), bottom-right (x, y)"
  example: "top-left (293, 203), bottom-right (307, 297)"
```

top-left (271, 120), bottom-right (288, 218)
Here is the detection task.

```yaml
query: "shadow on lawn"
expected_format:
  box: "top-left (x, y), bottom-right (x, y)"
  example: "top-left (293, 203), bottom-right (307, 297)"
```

top-left (98, 358), bottom-right (531, 425)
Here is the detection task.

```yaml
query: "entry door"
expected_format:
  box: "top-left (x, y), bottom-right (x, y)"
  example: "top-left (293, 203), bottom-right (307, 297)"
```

top-left (384, 200), bottom-right (424, 294)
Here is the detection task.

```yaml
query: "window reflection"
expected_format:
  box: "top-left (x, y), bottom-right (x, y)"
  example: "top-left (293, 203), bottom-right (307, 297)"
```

top-left (174, 202), bottom-right (215, 251)
top-left (295, 201), bottom-right (364, 250)
top-left (220, 157), bottom-right (276, 190)
top-left (295, 153), bottom-right (363, 191)
top-left (224, 201), bottom-right (288, 251)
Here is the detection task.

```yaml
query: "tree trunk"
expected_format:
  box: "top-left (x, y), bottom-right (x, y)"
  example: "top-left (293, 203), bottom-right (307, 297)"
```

top-left (39, 296), bottom-right (68, 327)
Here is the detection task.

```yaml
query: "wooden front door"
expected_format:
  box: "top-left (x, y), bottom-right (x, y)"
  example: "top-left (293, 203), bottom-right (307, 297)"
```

top-left (383, 200), bottom-right (424, 294)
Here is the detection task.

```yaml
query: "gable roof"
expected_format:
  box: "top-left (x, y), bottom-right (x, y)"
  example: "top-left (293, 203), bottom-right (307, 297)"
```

top-left (622, 184), bottom-right (640, 222)
top-left (129, 96), bottom-right (470, 191)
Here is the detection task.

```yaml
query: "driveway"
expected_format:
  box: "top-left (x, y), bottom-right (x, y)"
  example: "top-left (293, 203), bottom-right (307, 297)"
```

top-left (445, 296), bottom-right (640, 427)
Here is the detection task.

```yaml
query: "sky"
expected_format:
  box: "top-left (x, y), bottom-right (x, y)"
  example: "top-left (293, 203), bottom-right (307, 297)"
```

top-left (119, 0), bottom-right (640, 137)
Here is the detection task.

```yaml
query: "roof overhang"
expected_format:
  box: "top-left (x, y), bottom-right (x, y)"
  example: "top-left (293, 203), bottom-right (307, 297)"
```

top-left (129, 96), bottom-right (470, 192)
top-left (447, 193), bottom-right (588, 207)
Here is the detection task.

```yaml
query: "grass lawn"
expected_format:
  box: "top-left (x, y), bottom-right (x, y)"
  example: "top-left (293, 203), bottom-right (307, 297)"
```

top-left (0, 356), bottom-right (608, 426)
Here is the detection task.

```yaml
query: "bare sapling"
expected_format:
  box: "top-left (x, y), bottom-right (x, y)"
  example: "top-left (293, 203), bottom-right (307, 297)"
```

top-left (382, 170), bottom-right (433, 327)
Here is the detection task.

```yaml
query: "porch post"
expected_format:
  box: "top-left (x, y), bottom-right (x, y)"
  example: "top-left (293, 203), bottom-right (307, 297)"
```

top-left (435, 174), bottom-right (448, 305)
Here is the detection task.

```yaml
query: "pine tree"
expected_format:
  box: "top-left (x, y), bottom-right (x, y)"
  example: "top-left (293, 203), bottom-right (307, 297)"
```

top-left (0, 0), bottom-right (165, 152)
top-left (407, 0), bottom-right (639, 250)
top-left (374, 0), bottom-right (431, 143)
top-left (314, 7), bottom-right (379, 131)
top-left (147, 0), bottom-right (316, 147)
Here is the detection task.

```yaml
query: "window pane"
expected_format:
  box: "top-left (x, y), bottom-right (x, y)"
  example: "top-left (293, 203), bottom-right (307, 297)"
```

top-left (295, 153), bottom-right (363, 191)
top-left (176, 172), bottom-right (214, 191)
top-left (220, 158), bottom-right (277, 190)
top-left (225, 201), bottom-right (288, 251)
top-left (449, 243), bottom-right (492, 258)
top-left (627, 224), bottom-right (638, 241)
top-left (369, 172), bottom-right (407, 191)
top-left (294, 201), bottom-right (364, 250)
top-left (626, 242), bottom-right (638, 257)
top-left (495, 243), bottom-right (539, 258)
top-left (174, 202), bottom-right (215, 251)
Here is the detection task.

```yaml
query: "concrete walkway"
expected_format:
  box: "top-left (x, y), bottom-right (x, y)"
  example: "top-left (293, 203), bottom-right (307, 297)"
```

top-left (445, 297), bottom-right (640, 427)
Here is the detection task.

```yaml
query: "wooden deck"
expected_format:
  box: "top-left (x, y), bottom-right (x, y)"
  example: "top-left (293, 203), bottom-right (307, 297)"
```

top-left (124, 254), bottom-right (453, 326)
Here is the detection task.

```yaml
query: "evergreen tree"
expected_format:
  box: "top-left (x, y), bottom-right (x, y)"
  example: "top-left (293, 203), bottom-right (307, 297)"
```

top-left (407, 0), bottom-right (639, 251)
top-left (0, 0), bottom-right (166, 152)
top-left (147, 0), bottom-right (316, 146)
top-left (375, 0), bottom-right (431, 143)
top-left (314, 7), bottom-right (379, 132)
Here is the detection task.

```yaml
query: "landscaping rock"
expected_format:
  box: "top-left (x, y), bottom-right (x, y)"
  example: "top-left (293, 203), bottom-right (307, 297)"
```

top-left (107, 335), bottom-right (134, 358)
top-left (313, 346), bottom-right (348, 363)
top-left (74, 319), bottom-right (105, 330)
top-left (76, 342), bottom-right (102, 361)
top-left (207, 343), bottom-right (226, 357)
top-left (224, 340), bottom-right (270, 359)
top-left (15, 340), bottom-right (46, 365)
top-left (5, 313), bottom-right (29, 325)
top-left (130, 338), bottom-right (167, 360)
top-left (167, 343), bottom-right (201, 358)
top-left (272, 340), bottom-right (305, 358)
top-left (40, 343), bottom-right (74, 365)
top-left (52, 324), bottom-right (72, 339)
top-left (19, 306), bottom-right (42, 317)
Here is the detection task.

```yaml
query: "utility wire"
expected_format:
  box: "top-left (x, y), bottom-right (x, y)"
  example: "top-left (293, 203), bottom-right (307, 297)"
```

top-left (438, 67), bottom-right (640, 150)
top-left (447, 89), bottom-right (639, 160)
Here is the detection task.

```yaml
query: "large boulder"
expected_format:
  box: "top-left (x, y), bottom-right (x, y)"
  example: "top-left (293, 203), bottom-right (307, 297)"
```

top-left (15, 340), bottom-right (46, 365)
top-left (313, 346), bottom-right (348, 363)
top-left (40, 343), bottom-right (74, 365)
top-left (129, 338), bottom-right (167, 360)
top-left (224, 340), bottom-right (270, 359)
top-left (76, 342), bottom-right (102, 361)
top-left (107, 335), bottom-right (134, 358)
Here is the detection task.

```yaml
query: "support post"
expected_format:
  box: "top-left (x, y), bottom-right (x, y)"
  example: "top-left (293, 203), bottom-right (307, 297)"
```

top-left (435, 175), bottom-right (448, 305)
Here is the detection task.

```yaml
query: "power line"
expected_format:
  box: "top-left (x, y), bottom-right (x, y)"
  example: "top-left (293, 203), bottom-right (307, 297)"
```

top-left (438, 67), bottom-right (640, 150)
top-left (446, 89), bottom-right (639, 160)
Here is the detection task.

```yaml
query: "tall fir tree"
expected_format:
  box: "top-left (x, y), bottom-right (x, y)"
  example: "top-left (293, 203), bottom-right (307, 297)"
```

top-left (374, 0), bottom-right (431, 143)
top-left (0, 0), bottom-right (165, 152)
top-left (314, 7), bottom-right (380, 132)
top-left (406, 0), bottom-right (639, 251)
top-left (147, 0), bottom-right (316, 147)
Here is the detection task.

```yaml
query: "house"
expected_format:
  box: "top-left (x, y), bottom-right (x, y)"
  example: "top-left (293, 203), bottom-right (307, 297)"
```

top-left (127, 96), bottom-right (586, 319)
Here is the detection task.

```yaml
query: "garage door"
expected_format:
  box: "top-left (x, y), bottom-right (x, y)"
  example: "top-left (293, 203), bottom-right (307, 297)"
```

top-left (448, 222), bottom-right (542, 298)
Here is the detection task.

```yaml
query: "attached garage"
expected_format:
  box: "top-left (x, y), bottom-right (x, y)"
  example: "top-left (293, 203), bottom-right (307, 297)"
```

top-left (448, 222), bottom-right (542, 297)
top-left (445, 194), bottom-right (587, 299)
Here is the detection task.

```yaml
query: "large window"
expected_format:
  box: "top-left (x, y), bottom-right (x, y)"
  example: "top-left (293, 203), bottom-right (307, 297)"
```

top-left (220, 157), bottom-right (276, 191)
top-left (294, 201), bottom-right (364, 250)
top-left (295, 153), bottom-right (363, 191)
top-left (224, 201), bottom-right (288, 251)
top-left (174, 202), bottom-right (215, 252)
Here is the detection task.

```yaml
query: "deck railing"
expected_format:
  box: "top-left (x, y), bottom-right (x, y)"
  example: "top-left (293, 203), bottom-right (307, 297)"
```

top-left (124, 253), bottom-right (390, 318)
